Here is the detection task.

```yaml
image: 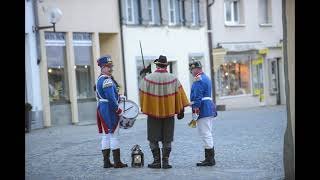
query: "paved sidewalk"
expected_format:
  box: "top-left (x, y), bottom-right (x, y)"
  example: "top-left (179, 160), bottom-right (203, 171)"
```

top-left (26, 105), bottom-right (286, 180)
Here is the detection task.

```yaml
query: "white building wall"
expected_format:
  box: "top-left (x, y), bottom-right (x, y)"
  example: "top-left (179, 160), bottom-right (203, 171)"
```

top-left (123, 26), bottom-right (210, 112)
top-left (25, 0), bottom-right (42, 112)
top-left (210, 0), bottom-right (284, 109)
top-left (211, 0), bottom-right (283, 47)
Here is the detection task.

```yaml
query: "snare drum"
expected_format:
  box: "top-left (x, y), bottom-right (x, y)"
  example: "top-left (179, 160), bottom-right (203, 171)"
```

top-left (118, 100), bottom-right (139, 129)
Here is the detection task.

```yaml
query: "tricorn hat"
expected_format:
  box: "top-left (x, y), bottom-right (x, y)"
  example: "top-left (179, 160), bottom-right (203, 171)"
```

top-left (154, 55), bottom-right (168, 66)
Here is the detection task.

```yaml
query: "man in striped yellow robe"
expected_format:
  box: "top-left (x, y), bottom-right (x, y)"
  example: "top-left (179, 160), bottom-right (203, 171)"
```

top-left (139, 55), bottom-right (190, 169)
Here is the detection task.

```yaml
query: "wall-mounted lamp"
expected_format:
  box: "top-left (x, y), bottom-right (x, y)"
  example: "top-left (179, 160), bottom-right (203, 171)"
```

top-left (33, 7), bottom-right (62, 33)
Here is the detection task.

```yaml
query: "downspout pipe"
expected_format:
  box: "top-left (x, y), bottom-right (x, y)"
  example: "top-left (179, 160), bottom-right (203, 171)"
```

top-left (206, 0), bottom-right (215, 102)
top-left (32, 0), bottom-right (41, 65)
top-left (206, 0), bottom-right (225, 110)
top-left (118, 0), bottom-right (128, 97)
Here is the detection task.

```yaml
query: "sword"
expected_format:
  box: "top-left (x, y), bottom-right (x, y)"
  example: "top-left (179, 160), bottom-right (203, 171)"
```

top-left (139, 41), bottom-right (151, 77)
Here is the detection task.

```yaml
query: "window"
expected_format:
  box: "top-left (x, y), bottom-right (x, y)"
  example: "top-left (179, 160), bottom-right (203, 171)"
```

top-left (169, 0), bottom-right (177, 25)
top-left (216, 61), bottom-right (251, 97)
top-left (73, 33), bottom-right (95, 99)
top-left (126, 0), bottom-right (135, 24)
top-left (224, 0), bottom-right (240, 25)
top-left (259, 0), bottom-right (272, 24)
top-left (45, 32), bottom-right (69, 103)
top-left (148, 0), bottom-right (155, 24)
top-left (191, 0), bottom-right (200, 26)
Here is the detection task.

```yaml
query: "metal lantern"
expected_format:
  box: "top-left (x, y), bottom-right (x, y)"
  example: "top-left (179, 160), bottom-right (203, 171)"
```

top-left (131, 144), bottom-right (144, 168)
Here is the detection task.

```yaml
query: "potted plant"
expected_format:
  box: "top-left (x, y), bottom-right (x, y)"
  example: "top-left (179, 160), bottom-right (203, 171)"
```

top-left (25, 102), bottom-right (32, 133)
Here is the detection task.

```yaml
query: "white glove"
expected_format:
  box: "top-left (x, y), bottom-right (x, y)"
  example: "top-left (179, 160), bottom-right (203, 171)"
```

top-left (119, 95), bottom-right (127, 101)
top-left (192, 113), bottom-right (199, 120)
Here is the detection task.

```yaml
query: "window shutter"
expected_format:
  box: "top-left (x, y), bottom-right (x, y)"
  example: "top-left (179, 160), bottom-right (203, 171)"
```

top-left (133, 0), bottom-right (140, 24)
top-left (199, 0), bottom-right (206, 26)
top-left (140, 0), bottom-right (150, 25)
top-left (180, 0), bottom-right (185, 25)
top-left (120, 0), bottom-right (127, 25)
top-left (160, 0), bottom-right (169, 25)
top-left (184, 0), bottom-right (193, 27)
top-left (175, 0), bottom-right (181, 25)
top-left (154, 0), bottom-right (161, 25)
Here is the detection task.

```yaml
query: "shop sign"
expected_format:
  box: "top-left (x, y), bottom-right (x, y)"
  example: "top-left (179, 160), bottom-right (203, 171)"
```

top-left (252, 57), bottom-right (264, 65)
top-left (259, 48), bottom-right (269, 54)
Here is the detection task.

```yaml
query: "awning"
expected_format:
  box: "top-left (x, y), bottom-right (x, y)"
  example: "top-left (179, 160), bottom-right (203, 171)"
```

top-left (218, 42), bottom-right (267, 52)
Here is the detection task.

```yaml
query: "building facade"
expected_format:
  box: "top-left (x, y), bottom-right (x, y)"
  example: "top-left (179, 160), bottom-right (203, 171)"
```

top-left (31, 0), bottom-right (125, 127)
top-left (120, 0), bottom-right (211, 112)
top-left (211, 0), bottom-right (285, 109)
top-left (26, 0), bottom-right (44, 130)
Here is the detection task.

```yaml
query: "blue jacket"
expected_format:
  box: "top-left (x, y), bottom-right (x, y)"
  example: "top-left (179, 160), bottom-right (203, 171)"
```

top-left (190, 72), bottom-right (217, 119)
top-left (96, 74), bottom-right (120, 134)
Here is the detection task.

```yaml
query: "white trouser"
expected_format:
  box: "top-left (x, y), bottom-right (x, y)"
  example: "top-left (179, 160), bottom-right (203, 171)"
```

top-left (101, 124), bottom-right (120, 150)
top-left (197, 116), bottom-right (214, 149)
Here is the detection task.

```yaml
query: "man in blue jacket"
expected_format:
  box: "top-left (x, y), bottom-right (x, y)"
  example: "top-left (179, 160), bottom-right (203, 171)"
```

top-left (96, 55), bottom-right (127, 168)
top-left (189, 61), bottom-right (217, 166)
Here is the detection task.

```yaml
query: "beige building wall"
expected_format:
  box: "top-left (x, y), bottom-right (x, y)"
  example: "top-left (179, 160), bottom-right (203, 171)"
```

top-left (36, 0), bottom-right (124, 126)
top-left (37, 0), bottom-right (120, 33)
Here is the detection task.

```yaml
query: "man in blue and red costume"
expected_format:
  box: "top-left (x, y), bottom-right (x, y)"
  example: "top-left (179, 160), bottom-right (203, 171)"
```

top-left (189, 60), bottom-right (218, 167)
top-left (96, 55), bottom-right (128, 168)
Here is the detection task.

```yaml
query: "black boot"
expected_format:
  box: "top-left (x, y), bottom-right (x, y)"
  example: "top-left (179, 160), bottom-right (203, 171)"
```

top-left (148, 148), bottom-right (161, 168)
top-left (162, 148), bottom-right (172, 169)
top-left (112, 148), bottom-right (128, 168)
top-left (102, 149), bottom-right (114, 168)
top-left (197, 148), bottom-right (216, 166)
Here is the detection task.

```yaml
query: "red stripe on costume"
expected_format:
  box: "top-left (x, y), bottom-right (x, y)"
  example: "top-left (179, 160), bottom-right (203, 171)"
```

top-left (97, 111), bottom-right (109, 134)
top-left (195, 72), bottom-right (203, 77)
top-left (139, 85), bottom-right (183, 97)
top-left (144, 77), bottom-right (177, 85)
top-left (155, 69), bottom-right (168, 73)
top-left (142, 104), bottom-right (190, 119)
top-left (96, 110), bottom-right (102, 133)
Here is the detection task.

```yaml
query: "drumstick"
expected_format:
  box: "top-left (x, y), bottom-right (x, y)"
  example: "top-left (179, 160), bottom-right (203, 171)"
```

top-left (123, 106), bottom-right (133, 112)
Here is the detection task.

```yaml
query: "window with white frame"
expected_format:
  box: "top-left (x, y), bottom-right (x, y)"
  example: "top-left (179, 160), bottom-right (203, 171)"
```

top-left (126, 0), bottom-right (135, 24)
top-left (73, 32), bottom-right (95, 100)
top-left (192, 0), bottom-right (200, 26)
top-left (259, 0), bottom-right (272, 24)
top-left (148, 0), bottom-right (155, 24)
top-left (169, 0), bottom-right (177, 25)
top-left (45, 32), bottom-right (69, 103)
top-left (224, 0), bottom-right (240, 25)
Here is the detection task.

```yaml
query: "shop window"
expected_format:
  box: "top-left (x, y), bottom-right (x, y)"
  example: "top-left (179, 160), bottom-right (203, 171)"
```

top-left (45, 32), bottom-right (69, 103)
top-left (216, 61), bottom-right (251, 97)
top-left (73, 33), bottom-right (95, 100)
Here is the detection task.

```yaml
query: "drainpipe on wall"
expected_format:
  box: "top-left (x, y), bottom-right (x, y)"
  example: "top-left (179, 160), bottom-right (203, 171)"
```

top-left (206, 0), bottom-right (225, 111)
top-left (32, 0), bottom-right (41, 65)
top-left (118, 0), bottom-right (128, 97)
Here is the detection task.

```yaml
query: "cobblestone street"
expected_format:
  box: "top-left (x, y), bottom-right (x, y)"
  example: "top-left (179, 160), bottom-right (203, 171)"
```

top-left (26, 105), bottom-right (286, 180)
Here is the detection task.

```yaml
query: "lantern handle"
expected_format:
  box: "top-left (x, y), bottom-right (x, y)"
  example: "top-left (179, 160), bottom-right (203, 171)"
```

top-left (131, 144), bottom-right (140, 151)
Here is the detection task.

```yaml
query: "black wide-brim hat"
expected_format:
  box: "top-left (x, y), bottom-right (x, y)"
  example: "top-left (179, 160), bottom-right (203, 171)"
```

top-left (154, 55), bottom-right (168, 66)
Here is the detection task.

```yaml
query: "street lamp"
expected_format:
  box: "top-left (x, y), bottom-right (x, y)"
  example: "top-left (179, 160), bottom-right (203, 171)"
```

top-left (33, 7), bottom-right (62, 32)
